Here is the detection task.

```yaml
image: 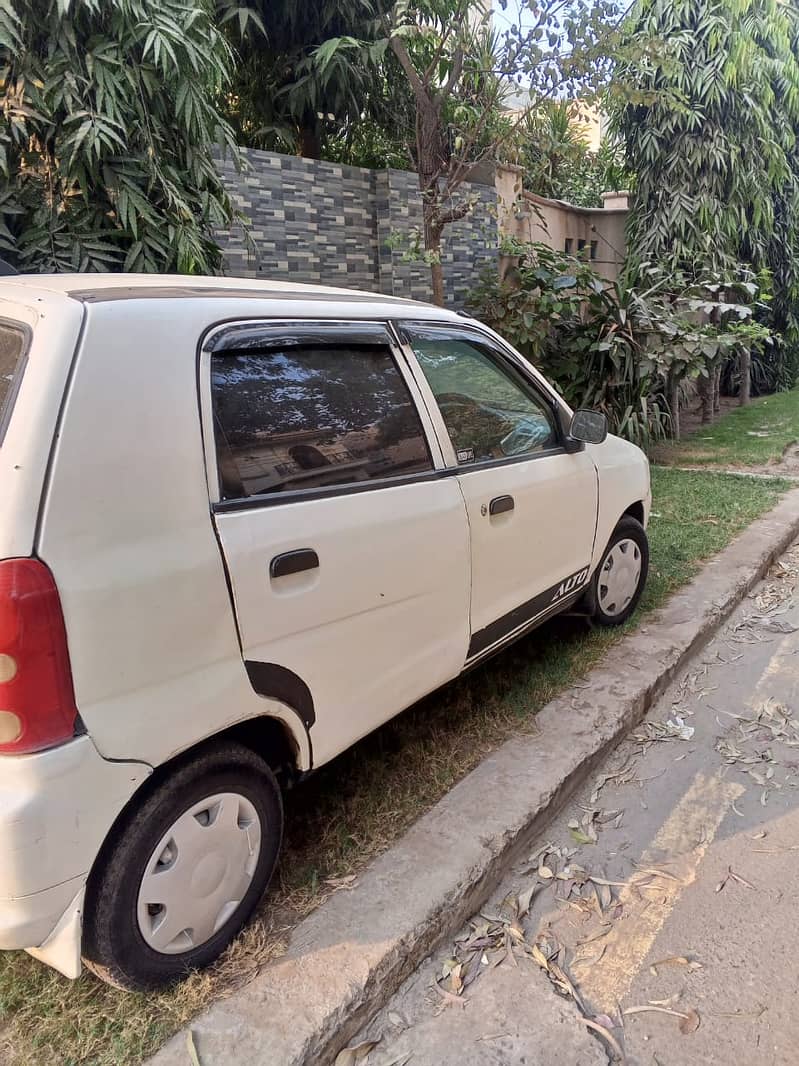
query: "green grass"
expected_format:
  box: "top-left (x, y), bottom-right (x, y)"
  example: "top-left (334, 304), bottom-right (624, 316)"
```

top-left (0, 468), bottom-right (790, 1066)
top-left (653, 388), bottom-right (799, 468)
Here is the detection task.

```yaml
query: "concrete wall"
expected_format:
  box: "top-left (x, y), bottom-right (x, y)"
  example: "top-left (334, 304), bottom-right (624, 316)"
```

top-left (214, 151), bottom-right (629, 307)
top-left (216, 148), bottom-right (497, 308)
top-left (495, 163), bottom-right (628, 281)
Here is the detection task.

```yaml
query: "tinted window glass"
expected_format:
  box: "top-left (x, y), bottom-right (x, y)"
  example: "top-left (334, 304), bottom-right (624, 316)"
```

top-left (405, 329), bottom-right (556, 463)
top-left (0, 324), bottom-right (27, 444)
top-left (211, 343), bottom-right (432, 499)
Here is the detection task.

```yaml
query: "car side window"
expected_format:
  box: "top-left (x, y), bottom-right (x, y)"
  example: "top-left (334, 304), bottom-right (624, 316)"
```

top-left (211, 340), bottom-right (433, 500)
top-left (402, 326), bottom-right (557, 464)
top-left (0, 324), bottom-right (28, 445)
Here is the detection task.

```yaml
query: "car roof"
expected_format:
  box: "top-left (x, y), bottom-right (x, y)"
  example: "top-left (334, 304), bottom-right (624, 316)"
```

top-left (0, 273), bottom-right (462, 321)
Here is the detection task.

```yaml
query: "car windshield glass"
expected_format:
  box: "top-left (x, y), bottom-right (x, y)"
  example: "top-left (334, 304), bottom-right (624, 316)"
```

top-left (0, 324), bottom-right (27, 446)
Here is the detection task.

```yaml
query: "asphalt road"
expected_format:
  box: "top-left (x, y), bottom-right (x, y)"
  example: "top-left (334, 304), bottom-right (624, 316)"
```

top-left (349, 540), bottom-right (799, 1066)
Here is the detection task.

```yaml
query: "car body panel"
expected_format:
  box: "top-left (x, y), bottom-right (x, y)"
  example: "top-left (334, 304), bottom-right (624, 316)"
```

top-left (215, 480), bottom-right (471, 767)
top-left (0, 735), bottom-right (149, 958)
top-left (456, 451), bottom-right (598, 662)
top-left (589, 433), bottom-right (652, 564)
top-left (34, 300), bottom-right (316, 769)
top-left (0, 274), bottom-right (651, 971)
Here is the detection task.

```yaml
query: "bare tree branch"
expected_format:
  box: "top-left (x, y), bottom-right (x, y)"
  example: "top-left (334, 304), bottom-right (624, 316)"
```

top-left (423, 18), bottom-right (457, 82)
top-left (389, 34), bottom-right (428, 100)
top-left (442, 44), bottom-right (465, 98)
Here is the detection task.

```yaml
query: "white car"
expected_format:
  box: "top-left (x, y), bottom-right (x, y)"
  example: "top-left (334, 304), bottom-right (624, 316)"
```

top-left (0, 274), bottom-right (650, 990)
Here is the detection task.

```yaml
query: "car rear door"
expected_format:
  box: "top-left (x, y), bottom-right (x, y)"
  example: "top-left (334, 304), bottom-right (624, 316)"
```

top-left (396, 321), bottom-right (599, 666)
top-left (203, 320), bottom-right (471, 767)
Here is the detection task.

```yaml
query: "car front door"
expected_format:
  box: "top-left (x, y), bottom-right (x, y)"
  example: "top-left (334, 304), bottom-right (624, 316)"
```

top-left (396, 321), bottom-right (599, 665)
top-left (203, 321), bottom-right (471, 767)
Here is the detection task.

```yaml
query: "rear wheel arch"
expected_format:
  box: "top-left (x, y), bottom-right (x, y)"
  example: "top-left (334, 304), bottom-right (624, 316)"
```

top-left (82, 739), bottom-right (283, 989)
top-left (84, 710), bottom-right (304, 934)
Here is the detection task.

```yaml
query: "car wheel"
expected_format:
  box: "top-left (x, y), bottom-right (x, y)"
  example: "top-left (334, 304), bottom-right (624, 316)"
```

top-left (82, 742), bottom-right (283, 991)
top-left (585, 515), bottom-right (648, 626)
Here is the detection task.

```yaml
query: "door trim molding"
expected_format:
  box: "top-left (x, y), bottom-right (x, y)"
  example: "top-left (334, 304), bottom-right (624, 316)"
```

top-left (466, 565), bottom-right (590, 662)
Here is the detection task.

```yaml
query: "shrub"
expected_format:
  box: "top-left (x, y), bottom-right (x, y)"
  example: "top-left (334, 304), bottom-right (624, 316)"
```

top-left (468, 241), bottom-right (771, 448)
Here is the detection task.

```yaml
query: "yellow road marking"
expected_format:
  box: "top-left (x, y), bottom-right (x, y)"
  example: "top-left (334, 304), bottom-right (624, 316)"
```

top-left (751, 627), bottom-right (799, 700)
top-left (577, 770), bottom-right (743, 1012)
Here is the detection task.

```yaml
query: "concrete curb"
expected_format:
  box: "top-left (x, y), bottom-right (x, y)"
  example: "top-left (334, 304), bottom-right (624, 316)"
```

top-left (149, 488), bottom-right (799, 1066)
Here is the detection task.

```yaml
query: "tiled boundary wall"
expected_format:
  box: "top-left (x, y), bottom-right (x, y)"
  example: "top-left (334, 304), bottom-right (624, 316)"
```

top-left (215, 148), bottom-right (498, 308)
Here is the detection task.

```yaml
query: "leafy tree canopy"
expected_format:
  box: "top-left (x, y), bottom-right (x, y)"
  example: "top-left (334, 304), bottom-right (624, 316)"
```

top-left (615, 0), bottom-right (799, 276)
top-left (221, 0), bottom-right (414, 164)
top-left (316, 0), bottom-right (628, 303)
top-left (0, 0), bottom-right (240, 274)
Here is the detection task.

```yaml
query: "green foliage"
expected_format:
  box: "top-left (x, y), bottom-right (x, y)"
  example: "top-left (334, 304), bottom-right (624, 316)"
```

top-left (220, 0), bottom-right (413, 164)
top-left (0, 0), bottom-right (239, 274)
top-left (323, 117), bottom-right (412, 170)
top-left (617, 0), bottom-right (799, 269)
top-left (468, 241), bottom-right (772, 450)
top-left (317, 0), bottom-right (631, 304)
top-left (614, 0), bottom-right (799, 348)
top-left (514, 101), bottom-right (632, 207)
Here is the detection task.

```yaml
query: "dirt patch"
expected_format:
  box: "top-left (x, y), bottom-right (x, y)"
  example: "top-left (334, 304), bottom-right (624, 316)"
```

top-left (677, 395), bottom-right (739, 437)
top-left (770, 441), bottom-right (799, 476)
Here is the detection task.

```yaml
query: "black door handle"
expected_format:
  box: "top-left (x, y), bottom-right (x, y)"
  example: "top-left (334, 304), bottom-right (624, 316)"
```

top-left (489, 495), bottom-right (514, 516)
top-left (270, 549), bottom-right (319, 579)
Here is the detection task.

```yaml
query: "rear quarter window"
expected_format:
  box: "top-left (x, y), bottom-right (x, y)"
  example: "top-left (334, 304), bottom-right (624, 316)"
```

top-left (0, 322), bottom-right (28, 444)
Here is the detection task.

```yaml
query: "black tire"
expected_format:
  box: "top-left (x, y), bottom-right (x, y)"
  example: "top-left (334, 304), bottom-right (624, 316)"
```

top-left (584, 515), bottom-right (649, 627)
top-left (82, 742), bottom-right (283, 991)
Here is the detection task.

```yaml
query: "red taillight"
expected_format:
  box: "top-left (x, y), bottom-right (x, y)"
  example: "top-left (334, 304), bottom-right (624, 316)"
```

top-left (0, 559), bottom-right (78, 755)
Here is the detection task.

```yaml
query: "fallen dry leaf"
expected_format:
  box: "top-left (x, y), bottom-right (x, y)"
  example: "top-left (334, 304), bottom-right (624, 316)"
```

top-left (517, 882), bottom-right (539, 918)
top-left (727, 868), bottom-right (755, 889)
top-left (624, 1004), bottom-right (698, 1028)
top-left (583, 1018), bottom-right (627, 1063)
top-left (632, 863), bottom-right (683, 883)
top-left (649, 955), bottom-right (703, 977)
top-left (431, 983), bottom-right (467, 1009)
top-left (325, 875), bottom-right (358, 890)
top-left (648, 993), bottom-right (681, 1007)
top-left (334, 1039), bottom-right (380, 1066)
top-left (679, 1008), bottom-right (701, 1034)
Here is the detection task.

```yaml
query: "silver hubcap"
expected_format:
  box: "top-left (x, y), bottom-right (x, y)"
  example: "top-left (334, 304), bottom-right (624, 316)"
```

top-left (598, 538), bottom-right (642, 617)
top-left (137, 792), bottom-right (262, 955)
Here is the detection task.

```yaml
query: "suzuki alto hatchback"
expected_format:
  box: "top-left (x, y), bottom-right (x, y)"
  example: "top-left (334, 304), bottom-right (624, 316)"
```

top-left (0, 274), bottom-right (650, 990)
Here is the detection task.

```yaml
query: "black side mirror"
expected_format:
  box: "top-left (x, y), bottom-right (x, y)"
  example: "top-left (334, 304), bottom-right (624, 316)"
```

top-left (568, 409), bottom-right (608, 446)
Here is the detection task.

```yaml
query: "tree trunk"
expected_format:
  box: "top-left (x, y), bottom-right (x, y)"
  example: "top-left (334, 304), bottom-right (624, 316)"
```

top-left (739, 345), bottom-right (752, 405)
top-left (714, 363), bottom-right (722, 415)
top-left (667, 369), bottom-right (681, 440)
top-left (429, 258), bottom-right (445, 307)
top-left (699, 371), bottom-right (714, 424)
top-left (424, 214), bottom-right (445, 307)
